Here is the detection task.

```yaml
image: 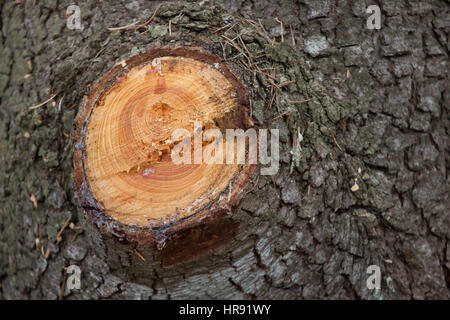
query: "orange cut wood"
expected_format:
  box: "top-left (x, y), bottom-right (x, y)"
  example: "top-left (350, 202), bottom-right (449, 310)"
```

top-left (73, 47), bottom-right (256, 246)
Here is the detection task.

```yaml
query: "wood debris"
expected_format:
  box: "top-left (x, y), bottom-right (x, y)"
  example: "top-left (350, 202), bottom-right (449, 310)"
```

top-left (134, 249), bottom-right (146, 262)
top-left (56, 216), bottom-right (72, 243)
top-left (331, 132), bottom-right (343, 152)
top-left (290, 24), bottom-right (295, 46)
top-left (135, 5), bottom-right (159, 30)
top-left (93, 46), bottom-right (106, 59)
top-left (275, 18), bottom-right (284, 43)
top-left (288, 98), bottom-right (312, 104)
top-left (351, 179), bottom-right (359, 192)
top-left (29, 94), bottom-right (57, 110)
top-left (44, 247), bottom-right (51, 259)
top-left (107, 21), bottom-right (138, 31)
top-left (59, 267), bottom-right (68, 300)
top-left (30, 193), bottom-right (38, 208)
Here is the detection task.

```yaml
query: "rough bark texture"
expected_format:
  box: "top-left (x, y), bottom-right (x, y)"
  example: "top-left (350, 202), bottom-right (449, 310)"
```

top-left (0, 0), bottom-right (449, 300)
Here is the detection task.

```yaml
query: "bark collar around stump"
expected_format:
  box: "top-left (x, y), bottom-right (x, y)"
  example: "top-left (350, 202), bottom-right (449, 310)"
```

top-left (73, 47), bottom-right (257, 253)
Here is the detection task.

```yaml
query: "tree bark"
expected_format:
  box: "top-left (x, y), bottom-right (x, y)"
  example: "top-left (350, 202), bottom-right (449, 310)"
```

top-left (0, 0), bottom-right (449, 300)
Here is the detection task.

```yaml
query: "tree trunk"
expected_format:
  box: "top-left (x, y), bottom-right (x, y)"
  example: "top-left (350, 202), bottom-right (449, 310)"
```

top-left (0, 0), bottom-right (449, 300)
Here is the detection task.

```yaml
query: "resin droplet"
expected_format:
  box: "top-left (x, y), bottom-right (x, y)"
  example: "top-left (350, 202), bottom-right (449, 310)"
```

top-left (142, 167), bottom-right (156, 178)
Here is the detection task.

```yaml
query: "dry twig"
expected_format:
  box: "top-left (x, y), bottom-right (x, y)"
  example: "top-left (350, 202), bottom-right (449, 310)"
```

top-left (331, 132), bottom-right (343, 152)
top-left (135, 5), bottom-right (159, 30)
top-left (29, 94), bottom-right (57, 110)
top-left (107, 21), bottom-right (138, 31)
top-left (59, 268), bottom-right (68, 300)
top-left (56, 215), bottom-right (72, 243)
top-left (134, 249), bottom-right (146, 262)
top-left (275, 18), bottom-right (284, 43)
